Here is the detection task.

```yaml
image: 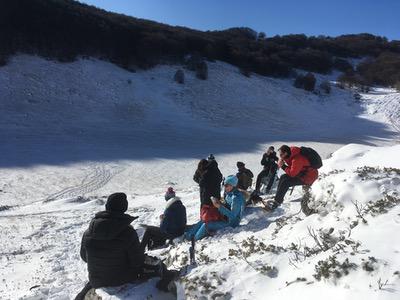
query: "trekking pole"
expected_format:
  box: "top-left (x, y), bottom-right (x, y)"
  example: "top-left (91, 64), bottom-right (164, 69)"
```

top-left (189, 236), bottom-right (196, 265)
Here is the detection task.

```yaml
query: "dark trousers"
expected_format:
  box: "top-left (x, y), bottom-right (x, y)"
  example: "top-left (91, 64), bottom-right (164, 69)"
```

top-left (140, 226), bottom-right (172, 251)
top-left (255, 166), bottom-right (277, 192)
top-left (274, 174), bottom-right (303, 204)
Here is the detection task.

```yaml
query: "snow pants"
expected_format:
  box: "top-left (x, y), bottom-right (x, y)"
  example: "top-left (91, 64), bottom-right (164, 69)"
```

top-left (185, 220), bottom-right (229, 241)
top-left (274, 174), bottom-right (303, 204)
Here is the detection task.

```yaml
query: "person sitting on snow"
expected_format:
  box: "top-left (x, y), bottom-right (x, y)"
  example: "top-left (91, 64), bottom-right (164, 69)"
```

top-left (255, 146), bottom-right (278, 194)
top-left (185, 175), bottom-right (245, 240)
top-left (266, 145), bottom-right (319, 211)
top-left (236, 161), bottom-right (254, 191)
top-left (76, 193), bottom-right (178, 299)
top-left (140, 187), bottom-right (187, 251)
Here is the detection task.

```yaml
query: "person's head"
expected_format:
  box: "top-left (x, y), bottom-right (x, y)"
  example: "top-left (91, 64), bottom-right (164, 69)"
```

top-left (106, 192), bottom-right (128, 213)
top-left (224, 175), bottom-right (238, 193)
top-left (198, 159), bottom-right (208, 171)
top-left (267, 146), bottom-right (275, 154)
top-left (164, 187), bottom-right (176, 201)
top-left (207, 154), bottom-right (215, 161)
top-left (278, 145), bottom-right (291, 159)
top-left (236, 161), bottom-right (245, 170)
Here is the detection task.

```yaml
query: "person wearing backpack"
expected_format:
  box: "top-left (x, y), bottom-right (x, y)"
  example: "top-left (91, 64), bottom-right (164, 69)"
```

top-left (266, 145), bottom-right (321, 210)
top-left (236, 161), bottom-right (254, 190)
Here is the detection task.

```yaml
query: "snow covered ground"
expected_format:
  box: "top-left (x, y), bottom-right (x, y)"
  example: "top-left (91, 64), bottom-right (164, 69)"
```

top-left (0, 55), bottom-right (399, 299)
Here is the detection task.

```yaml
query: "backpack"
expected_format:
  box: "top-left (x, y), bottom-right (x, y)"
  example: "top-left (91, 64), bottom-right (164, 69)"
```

top-left (300, 147), bottom-right (323, 169)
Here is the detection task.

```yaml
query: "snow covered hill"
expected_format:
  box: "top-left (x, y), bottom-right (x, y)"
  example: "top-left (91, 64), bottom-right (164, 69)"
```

top-left (0, 55), bottom-right (399, 300)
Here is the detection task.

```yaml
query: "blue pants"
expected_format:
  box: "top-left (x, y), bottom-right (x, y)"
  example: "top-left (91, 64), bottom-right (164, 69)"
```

top-left (185, 220), bottom-right (229, 240)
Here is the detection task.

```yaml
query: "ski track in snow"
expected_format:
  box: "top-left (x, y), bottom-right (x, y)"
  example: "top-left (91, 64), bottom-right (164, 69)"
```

top-left (0, 55), bottom-right (399, 300)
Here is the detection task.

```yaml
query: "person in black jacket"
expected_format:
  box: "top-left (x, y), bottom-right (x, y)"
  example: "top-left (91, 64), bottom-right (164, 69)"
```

top-left (140, 187), bottom-right (187, 251)
top-left (255, 146), bottom-right (278, 193)
top-left (199, 155), bottom-right (223, 206)
top-left (236, 161), bottom-right (254, 190)
top-left (77, 193), bottom-right (178, 299)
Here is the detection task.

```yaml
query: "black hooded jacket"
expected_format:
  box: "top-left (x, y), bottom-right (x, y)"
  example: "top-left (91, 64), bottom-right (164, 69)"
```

top-left (80, 211), bottom-right (144, 288)
top-left (199, 160), bottom-right (223, 206)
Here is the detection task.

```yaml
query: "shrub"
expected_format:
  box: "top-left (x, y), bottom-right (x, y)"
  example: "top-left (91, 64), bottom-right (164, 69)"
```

top-left (319, 80), bottom-right (331, 94)
top-left (294, 73), bottom-right (316, 91)
top-left (196, 61), bottom-right (208, 80)
top-left (333, 58), bottom-right (353, 72)
top-left (395, 82), bottom-right (400, 92)
top-left (174, 69), bottom-right (184, 84)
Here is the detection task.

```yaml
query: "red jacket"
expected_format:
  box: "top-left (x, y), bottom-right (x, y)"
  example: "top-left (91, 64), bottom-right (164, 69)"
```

top-left (283, 146), bottom-right (318, 185)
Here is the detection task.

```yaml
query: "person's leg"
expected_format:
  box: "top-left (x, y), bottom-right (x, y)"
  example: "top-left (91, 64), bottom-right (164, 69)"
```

top-left (274, 175), bottom-right (303, 204)
top-left (140, 226), bottom-right (168, 251)
top-left (255, 170), bottom-right (268, 191)
top-left (266, 166), bottom-right (277, 191)
top-left (184, 221), bottom-right (203, 240)
top-left (205, 221), bottom-right (229, 233)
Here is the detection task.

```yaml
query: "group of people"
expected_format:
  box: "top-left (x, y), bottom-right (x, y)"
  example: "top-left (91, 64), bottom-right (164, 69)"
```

top-left (77, 145), bottom-right (321, 298)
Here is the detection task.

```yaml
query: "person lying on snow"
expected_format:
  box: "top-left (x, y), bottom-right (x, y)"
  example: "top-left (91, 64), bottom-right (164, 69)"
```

top-left (255, 146), bottom-right (279, 194)
top-left (184, 175), bottom-right (245, 240)
top-left (236, 161), bottom-right (254, 191)
top-left (140, 187), bottom-right (187, 251)
top-left (75, 193), bottom-right (179, 300)
top-left (266, 145), bottom-right (320, 211)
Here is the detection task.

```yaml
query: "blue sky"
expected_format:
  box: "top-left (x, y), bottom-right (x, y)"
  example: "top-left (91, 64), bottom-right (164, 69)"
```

top-left (79, 0), bottom-right (400, 40)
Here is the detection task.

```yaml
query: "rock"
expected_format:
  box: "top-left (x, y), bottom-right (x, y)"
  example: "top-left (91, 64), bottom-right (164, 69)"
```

top-left (174, 69), bottom-right (185, 84)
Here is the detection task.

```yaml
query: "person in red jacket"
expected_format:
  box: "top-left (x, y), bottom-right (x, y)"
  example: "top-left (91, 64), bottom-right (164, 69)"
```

top-left (268, 145), bottom-right (318, 210)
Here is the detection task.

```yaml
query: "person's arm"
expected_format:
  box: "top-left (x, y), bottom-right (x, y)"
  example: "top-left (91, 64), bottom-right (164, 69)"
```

top-left (283, 157), bottom-right (304, 177)
top-left (193, 171), bottom-right (200, 184)
top-left (248, 169), bottom-right (254, 178)
top-left (218, 195), bottom-right (241, 220)
top-left (261, 154), bottom-right (267, 165)
top-left (127, 228), bottom-right (145, 273)
top-left (273, 152), bottom-right (279, 162)
top-left (199, 170), bottom-right (209, 187)
top-left (80, 230), bottom-right (88, 263)
top-left (160, 207), bottom-right (171, 232)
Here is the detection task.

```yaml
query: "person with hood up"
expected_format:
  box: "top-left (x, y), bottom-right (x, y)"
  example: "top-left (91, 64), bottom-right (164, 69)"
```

top-left (185, 175), bottom-right (245, 240)
top-left (140, 187), bottom-right (187, 251)
top-left (199, 154), bottom-right (223, 208)
top-left (76, 192), bottom-right (178, 299)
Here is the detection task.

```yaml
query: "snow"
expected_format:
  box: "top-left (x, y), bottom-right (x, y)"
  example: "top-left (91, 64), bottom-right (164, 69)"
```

top-left (0, 55), bottom-right (399, 299)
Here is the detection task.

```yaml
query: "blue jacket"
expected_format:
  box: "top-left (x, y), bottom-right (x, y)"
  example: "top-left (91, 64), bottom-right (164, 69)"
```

top-left (160, 197), bottom-right (187, 237)
top-left (218, 189), bottom-right (245, 227)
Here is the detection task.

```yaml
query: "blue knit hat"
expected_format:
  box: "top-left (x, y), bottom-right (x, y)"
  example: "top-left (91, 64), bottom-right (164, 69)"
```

top-left (224, 175), bottom-right (238, 187)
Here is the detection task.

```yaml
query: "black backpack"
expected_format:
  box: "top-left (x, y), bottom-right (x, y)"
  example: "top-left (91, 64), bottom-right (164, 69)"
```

top-left (300, 147), bottom-right (323, 169)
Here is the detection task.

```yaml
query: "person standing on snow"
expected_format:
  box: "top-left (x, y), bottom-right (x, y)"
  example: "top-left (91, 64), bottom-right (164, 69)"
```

top-left (198, 154), bottom-right (223, 207)
top-left (255, 146), bottom-right (279, 194)
top-left (140, 187), bottom-right (187, 251)
top-left (185, 175), bottom-right (245, 240)
top-left (76, 193), bottom-right (178, 299)
top-left (236, 161), bottom-right (254, 190)
top-left (267, 145), bottom-right (319, 211)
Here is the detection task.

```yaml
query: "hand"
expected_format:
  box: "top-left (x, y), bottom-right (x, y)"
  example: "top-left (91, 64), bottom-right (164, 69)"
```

top-left (159, 214), bottom-right (164, 220)
top-left (211, 197), bottom-right (221, 208)
top-left (278, 159), bottom-right (284, 168)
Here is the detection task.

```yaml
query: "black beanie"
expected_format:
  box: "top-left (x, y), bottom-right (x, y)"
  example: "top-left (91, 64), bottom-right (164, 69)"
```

top-left (106, 193), bottom-right (128, 213)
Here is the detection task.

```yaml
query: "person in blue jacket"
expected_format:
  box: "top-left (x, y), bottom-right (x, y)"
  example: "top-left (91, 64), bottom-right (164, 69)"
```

top-left (141, 187), bottom-right (187, 250)
top-left (185, 175), bottom-right (245, 240)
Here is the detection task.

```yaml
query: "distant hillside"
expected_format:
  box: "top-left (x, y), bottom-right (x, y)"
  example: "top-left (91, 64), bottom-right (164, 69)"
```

top-left (1, 0), bottom-right (400, 86)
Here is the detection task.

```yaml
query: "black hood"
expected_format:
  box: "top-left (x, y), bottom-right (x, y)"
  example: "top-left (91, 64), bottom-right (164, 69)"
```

top-left (87, 211), bottom-right (138, 241)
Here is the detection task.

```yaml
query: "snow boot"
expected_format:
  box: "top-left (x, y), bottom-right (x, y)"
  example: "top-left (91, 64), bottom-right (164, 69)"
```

top-left (264, 200), bottom-right (280, 211)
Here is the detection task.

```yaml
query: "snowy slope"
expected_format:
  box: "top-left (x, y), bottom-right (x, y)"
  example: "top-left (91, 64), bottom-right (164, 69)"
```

top-left (0, 55), bottom-right (399, 300)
